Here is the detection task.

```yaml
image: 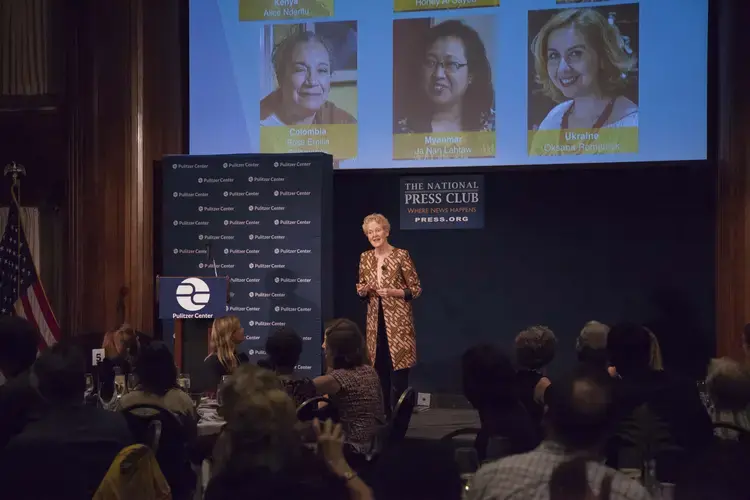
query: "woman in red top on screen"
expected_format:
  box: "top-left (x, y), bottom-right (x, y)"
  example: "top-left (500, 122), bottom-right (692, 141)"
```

top-left (396, 20), bottom-right (495, 134)
top-left (260, 30), bottom-right (356, 127)
top-left (529, 9), bottom-right (638, 152)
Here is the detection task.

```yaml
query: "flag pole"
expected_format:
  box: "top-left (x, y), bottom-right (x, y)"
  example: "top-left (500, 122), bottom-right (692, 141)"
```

top-left (4, 161), bottom-right (26, 304)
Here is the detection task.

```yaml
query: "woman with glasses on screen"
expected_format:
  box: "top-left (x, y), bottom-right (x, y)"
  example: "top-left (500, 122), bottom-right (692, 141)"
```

top-left (260, 30), bottom-right (356, 127)
top-left (528, 8), bottom-right (638, 155)
top-left (395, 20), bottom-right (495, 134)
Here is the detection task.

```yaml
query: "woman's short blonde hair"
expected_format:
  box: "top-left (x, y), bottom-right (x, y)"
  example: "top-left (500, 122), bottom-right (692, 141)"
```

top-left (362, 213), bottom-right (391, 234)
top-left (530, 8), bottom-right (637, 103)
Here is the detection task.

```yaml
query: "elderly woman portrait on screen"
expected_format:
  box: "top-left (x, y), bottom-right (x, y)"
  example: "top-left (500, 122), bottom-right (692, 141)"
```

top-left (260, 30), bottom-right (356, 127)
top-left (529, 8), bottom-right (638, 141)
top-left (396, 20), bottom-right (495, 134)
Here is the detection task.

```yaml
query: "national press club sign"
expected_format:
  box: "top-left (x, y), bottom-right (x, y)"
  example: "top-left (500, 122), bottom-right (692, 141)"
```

top-left (162, 153), bottom-right (333, 374)
top-left (400, 174), bottom-right (485, 230)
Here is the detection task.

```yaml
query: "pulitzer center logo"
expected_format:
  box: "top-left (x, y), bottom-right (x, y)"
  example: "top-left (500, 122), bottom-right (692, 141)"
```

top-left (176, 278), bottom-right (210, 312)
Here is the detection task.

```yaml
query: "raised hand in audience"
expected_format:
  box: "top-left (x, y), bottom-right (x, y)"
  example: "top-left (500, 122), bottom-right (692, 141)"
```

top-left (313, 418), bottom-right (373, 500)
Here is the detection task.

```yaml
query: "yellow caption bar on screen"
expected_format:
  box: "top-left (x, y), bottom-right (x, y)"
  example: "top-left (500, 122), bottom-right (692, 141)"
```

top-left (239, 0), bottom-right (334, 21)
top-left (260, 124), bottom-right (357, 160)
top-left (394, 0), bottom-right (499, 13)
top-left (393, 131), bottom-right (496, 160)
top-left (527, 127), bottom-right (638, 156)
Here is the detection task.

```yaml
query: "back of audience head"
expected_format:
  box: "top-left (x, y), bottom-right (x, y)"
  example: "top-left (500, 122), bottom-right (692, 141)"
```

top-left (462, 344), bottom-right (518, 411)
top-left (515, 325), bottom-right (557, 371)
top-left (0, 316), bottom-right (39, 379)
top-left (706, 357), bottom-right (750, 412)
top-left (134, 341), bottom-right (177, 396)
top-left (576, 321), bottom-right (610, 368)
top-left (217, 364), bottom-right (299, 472)
top-left (324, 318), bottom-right (368, 370)
top-left (544, 366), bottom-right (615, 453)
top-left (372, 440), bottom-right (463, 500)
top-left (265, 327), bottom-right (302, 373)
top-left (32, 341), bottom-right (86, 405)
top-left (606, 322), bottom-right (652, 376)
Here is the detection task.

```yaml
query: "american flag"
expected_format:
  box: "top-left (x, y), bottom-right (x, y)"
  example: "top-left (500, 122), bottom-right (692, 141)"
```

top-left (0, 200), bottom-right (60, 350)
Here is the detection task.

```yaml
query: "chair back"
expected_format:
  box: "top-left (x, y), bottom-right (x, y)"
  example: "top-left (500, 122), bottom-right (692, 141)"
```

top-left (297, 396), bottom-right (338, 422)
top-left (388, 387), bottom-right (416, 443)
top-left (713, 422), bottom-right (750, 444)
top-left (440, 427), bottom-right (481, 447)
top-left (121, 404), bottom-right (194, 500)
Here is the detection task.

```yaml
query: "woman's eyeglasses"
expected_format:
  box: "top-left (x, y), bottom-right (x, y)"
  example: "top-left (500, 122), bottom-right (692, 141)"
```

top-left (423, 59), bottom-right (468, 74)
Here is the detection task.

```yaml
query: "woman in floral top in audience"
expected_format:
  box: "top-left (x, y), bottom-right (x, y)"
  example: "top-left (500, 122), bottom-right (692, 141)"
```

top-left (314, 318), bottom-right (385, 458)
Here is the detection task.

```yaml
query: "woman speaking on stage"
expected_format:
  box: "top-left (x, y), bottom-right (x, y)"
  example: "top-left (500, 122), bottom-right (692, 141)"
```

top-left (356, 213), bottom-right (422, 415)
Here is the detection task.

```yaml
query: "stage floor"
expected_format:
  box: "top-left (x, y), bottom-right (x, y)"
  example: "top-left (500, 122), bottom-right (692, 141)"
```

top-left (406, 408), bottom-right (480, 441)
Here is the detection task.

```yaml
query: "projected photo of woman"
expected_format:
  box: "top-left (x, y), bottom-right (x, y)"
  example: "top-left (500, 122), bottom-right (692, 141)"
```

top-left (392, 17), bottom-right (496, 160)
top-left (260, 22), bottom-right (359, 160)
top-left (261, 27), bottom-right (357, 126)
top-left (527, 6), bottom-right (639, 157)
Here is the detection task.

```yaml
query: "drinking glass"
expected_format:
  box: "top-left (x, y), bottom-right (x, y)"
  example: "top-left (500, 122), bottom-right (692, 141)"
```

top-left (177, 373), bottom-right (191, 392)
top-left (217, 375), bottom-right (230, 406)
top-left (127, 374), bottom-right (138, 392)
top-left (114, 373), bottom-right (126, 397)
top-left (84, 373), bottom-right (94, 395)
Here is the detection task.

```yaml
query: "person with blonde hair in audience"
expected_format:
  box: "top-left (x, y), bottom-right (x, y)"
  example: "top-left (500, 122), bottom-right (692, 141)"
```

top-left (204, 315), bottom-right (248, 391)
top-left (706, 357), bottom-right (750, 440)
top-left (207, 364), bottom-right (372, 500)
top-left (576, 320), bottom-right (610, 371)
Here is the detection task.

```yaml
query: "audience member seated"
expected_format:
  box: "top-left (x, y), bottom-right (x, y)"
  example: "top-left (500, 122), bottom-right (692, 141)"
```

top-left (461, 344), bottom-right (539, 461)
top-left (606, 323), bottom-right (713, 469)
top-left (576, 321), bottom-right (611, 372)
top-left (468, 367), bottom-right (649, 500)
top-left (98, 323), bottom-right (150, 399)
top-left (203, 315), bottom-right (249, 392)
top-left (514, 325), bottom-right (557, 430)
top-left (0, 317), bottom-right (43, 450)
top-left (371, 440), bottom-right (463, 500)
top-left (314, 318), bottom-right (385, 460)
top-left (263, 327), bottom-right (316, 407)
top-left (705, 357), bottom-right (750, 440)
top-left (206, 363), bottom-right (372, 500)
top-left (119, 341), bottom-right (198, 438)
top-left (0, 341), bottom-right (133, 499)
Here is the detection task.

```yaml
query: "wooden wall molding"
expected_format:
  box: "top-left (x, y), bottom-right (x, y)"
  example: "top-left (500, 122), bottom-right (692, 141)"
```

top-left (716, 0), bottom-right (750, 358)
top-left (64, 0), bottom-right (182, 335)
